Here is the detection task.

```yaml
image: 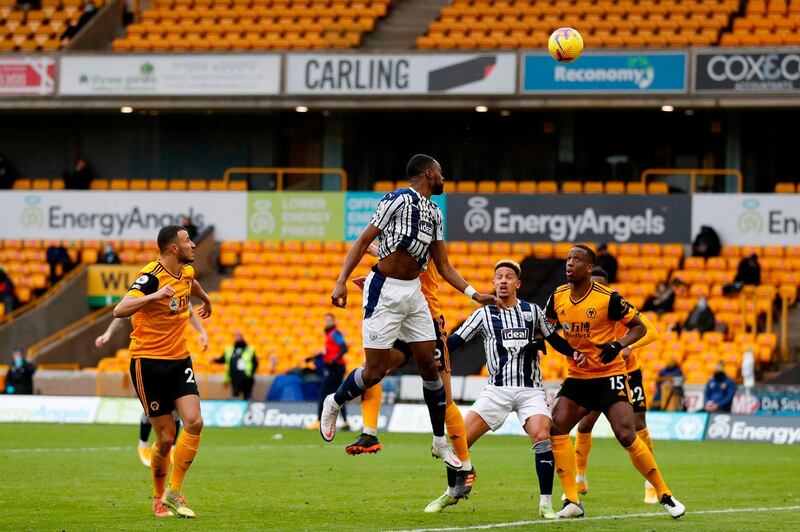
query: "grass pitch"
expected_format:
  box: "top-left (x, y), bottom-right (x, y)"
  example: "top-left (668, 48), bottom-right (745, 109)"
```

top-left (0, 423), bottom-right (796, 531)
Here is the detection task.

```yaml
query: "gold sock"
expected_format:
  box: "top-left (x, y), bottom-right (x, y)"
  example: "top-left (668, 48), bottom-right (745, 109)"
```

top-left (625, 436), bottom-right (670, 499)
top-left (168, 431), bottom-right (201, 493)
top-left (445, 402), bottom-right (470, 463)
top-left (637, 427), bottom-right (655, 455)
top-left (552, 434), bottom-right (579, 503)
top-left (360, 382), bottom-right (382, 433)
top-left (151, 442), bottom-right (170, 498)
top-left (574, 431), bottom-right (592, 477)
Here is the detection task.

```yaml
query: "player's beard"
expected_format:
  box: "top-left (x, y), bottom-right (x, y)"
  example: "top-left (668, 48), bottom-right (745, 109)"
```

top-left (432, 181), bottom-right (444, 195)
top-left (179, 249), bottom-right (195, 264)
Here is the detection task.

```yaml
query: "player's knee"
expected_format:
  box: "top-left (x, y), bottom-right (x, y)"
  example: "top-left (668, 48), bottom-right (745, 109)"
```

top-left (416, 359), bottom-right (438, 380)
top-left (183, 414), bottom-right (203, 434)
top-left (155, 428), bottom-right (175, 450)
top-left (634, 415), bottom-right (647, 432)
top-left (615, 428), bottom-right (636, 447)
top-left (531, 428), bottom-right (550, 444)
top-left (360, 368), bottom-right (382, 388)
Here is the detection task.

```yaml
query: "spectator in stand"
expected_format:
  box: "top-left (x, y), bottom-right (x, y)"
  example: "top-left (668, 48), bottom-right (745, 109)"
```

top-left (683, 297), bottom-right (716, 333)
top-left (4, 348), bottom-right (36, 395)
top-left (653, 355), bottom-right (684, 411)
top-left (61, 0), bottom-right (97, 44)
top-left (734, 253), bottom-right (761, 287)
top-left (0, 268), bottom-right (15, 314)
top-left (97, 244), bottom-right (121, 265)
top-left (46, 243), bottom-right (75, 284)
top-left (595, 243), bottom-right (618, 283)
top-left (307, 313), bottom-right (350, 431)
top-left (642, 281), bottom-right (675, 314)
top-left (692, 225), bottom-right (721, 259)
top-left (181, 216), bottom-right (198, 242)
top-left (63, 158), bottom-right (93, 190)
top-left (704, 362), bottom-right (737, 413)
top-left (213, 330), bottom-right (258, 400)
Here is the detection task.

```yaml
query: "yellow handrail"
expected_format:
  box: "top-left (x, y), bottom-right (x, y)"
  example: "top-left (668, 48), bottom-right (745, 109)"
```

top-left (640, 168), bottom-right (743, 193)
top-left (28, 304), bottom-right (113, 360)
top-left (0, 264), bottom-right (86, 327)
top-left (221, 167), bottom-right (348, 191)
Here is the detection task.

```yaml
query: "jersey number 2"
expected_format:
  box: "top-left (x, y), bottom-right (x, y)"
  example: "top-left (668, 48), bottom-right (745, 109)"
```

top-left (185, 368), bottom-right (196, 383)
top-left (610, 375), bottom-right (625, 391)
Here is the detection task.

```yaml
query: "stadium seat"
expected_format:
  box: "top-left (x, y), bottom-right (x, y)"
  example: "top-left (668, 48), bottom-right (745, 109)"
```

top-left (455, 181), bottom-right (477, 194)
top-left (373, 180), bottom-right (394, 192)
top-left (774, 182), bottom-right (796, 193)
top-left (561, 181), bottom-right (583, 194)
top-left (626, 182), bottom-right (646, 194)
top-left (110, 179), bottom-right (129, 190)
top-left (149, 179), bottom-right (168, 190)
top-left (477, 181), bottom-right (497, 194)
top-left (538, 180), bottom-right (558, 194)
top-left (169, 180), bottom-right (188, 190)
top-left (604, 181), bottom-right (626, 194)
top-left (90, 179), bottom-right (110, 190)
top-left (583, 182), bottom-right (604, 194)
top-left (129, 179), bottom-right (148, 190)
top-left (647, 182), bottom-right (669, 194)
top-left (518, 181), bottom-right (537, 194)
top-left (12, 178), bottom-right (31, 189)
top-left (497, 181), bottom-right (518, 193)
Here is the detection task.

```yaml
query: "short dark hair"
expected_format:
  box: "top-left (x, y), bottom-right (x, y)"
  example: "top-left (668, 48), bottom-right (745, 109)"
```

top-left (494, 259), bottom-right (521, 278)
top-left (592, 266), bottom-right (609, 281)
top-left (157, 225), bottom-right (186, 253)
top-left (406, 154), bottom-right (437, 178)
top-left (572, 244), bottom-right (597, 265)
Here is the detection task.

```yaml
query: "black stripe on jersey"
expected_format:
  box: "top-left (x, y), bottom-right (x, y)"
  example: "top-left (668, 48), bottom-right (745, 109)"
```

top-left (592, 283), bottom-right (612, 295)
top-left (150, 263), bottom-right (164, 276)
top-left (489, 308), bottom-right (509, 387)
top-left (554, 285), bottom-right (570, 294)
top-left (520, 301), bottom-right (535, 387)
top-left (157, 261), bottom-right (183, 279)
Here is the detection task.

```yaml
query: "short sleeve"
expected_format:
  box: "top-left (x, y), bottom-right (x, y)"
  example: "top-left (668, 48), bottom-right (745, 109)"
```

top-left (535, 304), bottom-right (556, 336)
top-left (545, 293), bottom-right (557, 321)
top-left (127, 272), bottom-right (159, 298)
top-left (184, 265), bottom-right (195, 280)
top-left (609, 291), bottom-right (636, 322)
top-left (370, 192), bottom-right (404, 231)
top-left (452, 308), bottom-right (486, 342)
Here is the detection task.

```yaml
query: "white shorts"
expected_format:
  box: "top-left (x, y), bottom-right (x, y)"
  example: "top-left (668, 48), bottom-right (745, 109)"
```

top-left (361, 267), bottom-right (436, 349)
top-left (471, 385), bottom-right (551, 431)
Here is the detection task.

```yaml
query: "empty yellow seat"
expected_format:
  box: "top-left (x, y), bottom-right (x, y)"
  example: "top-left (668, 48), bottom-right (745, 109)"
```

top-left (538, 180), bottom-right (558, 194)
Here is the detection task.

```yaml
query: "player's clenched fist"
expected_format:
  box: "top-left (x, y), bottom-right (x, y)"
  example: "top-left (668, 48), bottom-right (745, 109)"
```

top-left (156, 285), bottom-right (175, 299)
top-left (331, 281), bottom-right (347, 308)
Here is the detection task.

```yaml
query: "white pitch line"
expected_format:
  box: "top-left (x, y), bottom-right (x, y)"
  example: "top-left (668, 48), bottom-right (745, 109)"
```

top-left (391, 505), bottom-right (800, 532)
top-left (0, 443), bottom-right (321, 453)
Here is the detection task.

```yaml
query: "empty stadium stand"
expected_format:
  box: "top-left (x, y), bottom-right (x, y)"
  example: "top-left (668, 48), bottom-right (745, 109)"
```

top-left (0, 0), bottom-right (101, 52)
top-left (723, 0), bottom-right (800, 45)
top-left (417, 0), bottom-right (739, 49)
top-left (10, 177), bottom-right (248, 190)
top-left (112, 0), bottom-right (391, 52)
top-left (373, 179), bottom-right (665, 194)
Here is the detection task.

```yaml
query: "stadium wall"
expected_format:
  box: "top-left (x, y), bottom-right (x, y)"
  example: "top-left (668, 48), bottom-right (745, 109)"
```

top-left (2, 395), bottom-right (799, 445)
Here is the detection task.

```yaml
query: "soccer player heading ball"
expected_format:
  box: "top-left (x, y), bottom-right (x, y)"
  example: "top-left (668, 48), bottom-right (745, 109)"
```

top-left (325, 154), bottom-right (500, 472)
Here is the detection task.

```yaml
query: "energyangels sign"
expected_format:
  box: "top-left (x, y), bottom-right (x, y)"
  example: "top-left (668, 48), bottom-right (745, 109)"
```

top-left (286, 53), bottom-right (516, 95)
top-left (0, 191), bottom-right (247, 241)
top-left (692, 194), bottom-right (800, 246)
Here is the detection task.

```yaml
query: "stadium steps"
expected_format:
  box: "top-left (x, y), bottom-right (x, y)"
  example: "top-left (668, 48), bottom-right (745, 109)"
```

top-left (64, 0), bottom-right (124, 51)
top-left (362, 0), bottom-right (450, 49)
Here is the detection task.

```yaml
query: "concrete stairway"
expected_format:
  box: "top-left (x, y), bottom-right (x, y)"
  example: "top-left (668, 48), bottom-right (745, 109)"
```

top-left (362, 0), bottom-right (451, 50)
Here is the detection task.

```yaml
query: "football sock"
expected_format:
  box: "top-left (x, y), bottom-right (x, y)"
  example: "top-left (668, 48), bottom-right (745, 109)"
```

top-left (422, 378), bottom-right (447, 438)
top-left (445, 402), bottom-right (470, 464)
top-left (139, 419), bottom-right (151, 443)
top-left (174, 419), bottom-right (181, 445)
top-left (637, 427), bottom-right (654, 455)
top-left (533, 439), bottom-right (555, 497)
top-left (625, 436), bottom-right (670, 499)
top-left (574, 430), bottom-right (592, 477)
top-left (446, 466), bottom-right (457, 496)
top-left (551, 434), bottom-right (580, 503)
top-left (360, 382), bottom-right (382, 435)
top-left (150, 441), bottom-right (170, 498)
top-left (333, 368), bottom-right (366, 405)
top-left (169, 431), bottom-right (201, 493)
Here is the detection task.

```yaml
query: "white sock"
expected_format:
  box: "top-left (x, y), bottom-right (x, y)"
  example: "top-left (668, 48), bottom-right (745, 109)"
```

top-left (138, 440), bottom-right (148, 447)
top-left (645, 480), bottom-right (654, 488)
top-left (446, 487), bottom-right (457, 498)
top-left (575, 474), bottom-right (586, 484)
top-left (540, 494), bottom-right (552, 506)
top-left (433, 435), bottom-right (447, 448)
top-left (460, 459), bottom-right (472, 471)
top-left (364, 426), bottom-right (378, 437)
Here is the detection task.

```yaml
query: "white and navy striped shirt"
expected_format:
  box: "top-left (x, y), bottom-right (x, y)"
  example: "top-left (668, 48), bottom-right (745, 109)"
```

top-left (453, 300), bottom-right (555, 388)
top-left (369, 187), bottom-right (444, 270)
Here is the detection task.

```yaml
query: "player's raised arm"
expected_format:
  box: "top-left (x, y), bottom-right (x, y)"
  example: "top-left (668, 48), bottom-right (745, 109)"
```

top-left (331, 224), bottom-right (381, 308)
top-left (428, 240), bottom-right (502, 308)
top-left (113, 272), bottom-right (174, 318)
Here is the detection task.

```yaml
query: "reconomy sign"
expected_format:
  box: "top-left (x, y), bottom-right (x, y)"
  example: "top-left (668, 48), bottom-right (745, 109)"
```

top-left (692, 194), bottom-right (800, 246)
top-left (695, 51), bottom-right (800, 93)
top-left (705, 414), bottom-right (800, 444)
top-left (447, 194), bottom-right (691, 243)
top-left (59, 55), bottom-right (282, 96)
top-left (286, 53), bottom-right (516, 95)
top-left (523, 52), bottom-right (687, 93)
top-left (0, 191), bottom-right (247, 241)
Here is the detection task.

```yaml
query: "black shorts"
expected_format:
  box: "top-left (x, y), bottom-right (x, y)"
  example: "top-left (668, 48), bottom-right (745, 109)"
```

top-left (393, 314), bottom-right (451, 374)
top-left (627, 368), bottom-right (647, 413)
top-left (557, 373), bottom-right (632, 413)
top-left (130, 357), bottom-right (199, 418)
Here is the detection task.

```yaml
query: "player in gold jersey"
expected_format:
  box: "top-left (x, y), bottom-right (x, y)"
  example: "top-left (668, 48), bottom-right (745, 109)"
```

top-left (569, 266), bottom-right (662, 504)
top-left (114, 225), bottom-right (212, 519)
top-left (348, 254), bottom-right (476, 506)
top-left (546, 245), bottom-right (684, 519)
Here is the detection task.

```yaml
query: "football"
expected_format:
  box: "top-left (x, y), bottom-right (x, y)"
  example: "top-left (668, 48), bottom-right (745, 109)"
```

top-left (548, 27), bottom-right (584, 63)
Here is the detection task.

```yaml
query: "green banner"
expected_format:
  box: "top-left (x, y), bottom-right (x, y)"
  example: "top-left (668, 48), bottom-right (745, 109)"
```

top-left (247, 192), bottom-right (345, 241)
